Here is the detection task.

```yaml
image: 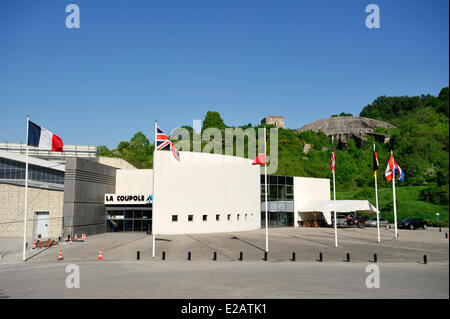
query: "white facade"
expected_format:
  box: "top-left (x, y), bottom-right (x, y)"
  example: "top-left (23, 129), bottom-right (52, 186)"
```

top-left (116, 169), bottom-right (153, 194)
top-left (108, 151), bottom-right (261, 235)
top-left (293, 177), bottom-right (331, 225)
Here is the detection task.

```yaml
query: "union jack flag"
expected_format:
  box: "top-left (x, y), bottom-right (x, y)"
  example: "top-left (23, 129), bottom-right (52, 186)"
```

top-left (156, 125), bottom-right (180, 161)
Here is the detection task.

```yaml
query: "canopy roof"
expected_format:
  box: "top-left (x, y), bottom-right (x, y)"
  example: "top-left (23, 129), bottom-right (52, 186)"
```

top-left (298, 200), bottom-right (379, 214)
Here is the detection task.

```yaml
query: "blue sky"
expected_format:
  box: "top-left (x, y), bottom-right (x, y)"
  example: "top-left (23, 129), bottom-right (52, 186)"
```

top-left (0, 0), bottom-right (448, 148)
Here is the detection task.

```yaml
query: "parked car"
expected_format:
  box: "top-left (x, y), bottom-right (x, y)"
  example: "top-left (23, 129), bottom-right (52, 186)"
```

top-left (398, 218), bottom-right (428, 230)
top-left (349, 216), bottom-right (369, 226)
top-left (331, 214), bottom-right (348, 227)
top-left (365, 217), bottom-right (389, 227)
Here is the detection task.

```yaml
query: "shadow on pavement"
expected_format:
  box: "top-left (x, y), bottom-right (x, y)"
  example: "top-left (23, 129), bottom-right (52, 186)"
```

top-left (230, 236), bottom-right (265, 252)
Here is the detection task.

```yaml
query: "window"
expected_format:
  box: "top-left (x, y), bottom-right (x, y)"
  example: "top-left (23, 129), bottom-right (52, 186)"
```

top-left (270, 185), bottom-right (277, 200)
top-left (269, 175), bottom-right (277, 184)
top-left (227, 214), bottom-right (231, 221)
top-left (216, 214), bottom-right (220, 221)
top-left (278, 185), bottom-right (287, 200)
top-left (286, 176), bottom-right (293, 185)
top-left (172, 215), bottom-right (178, 222)
top-left (203, 214), bottom-right (207, 221)
top-left (286, 185), bottom-right (293, 200)
top-left (188, 215), bottom-right (193, 222)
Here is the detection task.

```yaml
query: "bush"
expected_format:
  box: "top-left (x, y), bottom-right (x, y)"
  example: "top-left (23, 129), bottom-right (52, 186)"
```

top-left (420, 185), bottom-right (449, 205)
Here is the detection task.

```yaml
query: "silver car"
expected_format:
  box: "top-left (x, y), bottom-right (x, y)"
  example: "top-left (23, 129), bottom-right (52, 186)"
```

top-left (331, 214), bottom-right (348, 227)
top-left (365, 217), bottom-right (389, 227)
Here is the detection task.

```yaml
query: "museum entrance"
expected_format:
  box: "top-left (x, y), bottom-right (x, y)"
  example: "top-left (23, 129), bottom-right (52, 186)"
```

top-left (261, 211), bottom-right (294, 227)
top-left (105, 206), bottom-right (152, 233)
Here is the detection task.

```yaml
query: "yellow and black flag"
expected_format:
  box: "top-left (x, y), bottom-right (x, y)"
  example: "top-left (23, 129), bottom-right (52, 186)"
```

top-left (373, 149), bottom-right (380, 177)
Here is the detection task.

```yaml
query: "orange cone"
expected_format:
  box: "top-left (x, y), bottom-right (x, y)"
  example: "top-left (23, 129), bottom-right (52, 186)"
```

top-left (69, 237), bottom-right (72, 244)
top-left (32, 240), bottom-right (37, 249)
top-left (74, 234), bottom-right (78, 241)
top-left (98, 250), bottom-right (103, 261)
top-left (57, 250), bottom-right (63, 260)
top-left (82, 233), bottom-right (86, 241)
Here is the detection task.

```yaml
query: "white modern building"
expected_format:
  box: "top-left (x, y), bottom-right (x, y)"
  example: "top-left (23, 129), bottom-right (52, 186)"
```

top-left (104, 151), bottom-right (378, 235)
top-left (105, 151), bottom-right (261, 235)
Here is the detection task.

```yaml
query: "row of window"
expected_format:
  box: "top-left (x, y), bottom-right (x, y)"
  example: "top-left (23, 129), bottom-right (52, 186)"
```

top-left (0, 158), bottom-right (64, 184)
top-left (261, 184), bottom-right (293, 201)
top-left (172, 213), bottom-right (254, 222)
top-left (260, 175), bottom-right (293, 186)
top-left (260, 175), bottom-right (294, 201)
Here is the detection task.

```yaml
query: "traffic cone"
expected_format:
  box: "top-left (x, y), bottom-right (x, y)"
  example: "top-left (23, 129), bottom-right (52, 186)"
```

top-left (82, 233), bottom-right (86, 241)
top-left (74, 234), bottom-right (78, 241)
top-left (98, 250), bottom-right (103, 261)
top-left (32, 240), bottom-right (37, 249)
top-left (57, 250), bottom-right (63, 260)
top-left (69, 237), bottom-right (72, 244)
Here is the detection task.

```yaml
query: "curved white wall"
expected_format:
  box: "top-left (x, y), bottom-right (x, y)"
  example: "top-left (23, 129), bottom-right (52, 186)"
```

top-left (153, 151), bottom-right (261, 234)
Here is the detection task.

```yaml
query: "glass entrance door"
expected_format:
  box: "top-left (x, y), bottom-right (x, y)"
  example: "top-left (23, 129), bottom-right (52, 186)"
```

top-left (106, 208), bottom-right (152, 232)
top-left (261, 211), bottom-right (294, 227)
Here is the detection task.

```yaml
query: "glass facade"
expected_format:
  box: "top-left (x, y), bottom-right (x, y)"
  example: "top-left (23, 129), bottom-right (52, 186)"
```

top-left (260, 175), bottom-right (293, 201)
top-left (260, 175), bottom-right (294, 227)
top-left (105, 209), bottom-right (152, 232)
top-left (261, 211), bottom-right (294, 227)
top-left (0, 157), bottom-right (64, 184)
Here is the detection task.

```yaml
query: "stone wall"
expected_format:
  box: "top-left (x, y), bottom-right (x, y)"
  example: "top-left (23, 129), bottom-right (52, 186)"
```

top-left (0, 183), bottom-right (63, 239)
top-left (261, 116), bottom-right (285, 129)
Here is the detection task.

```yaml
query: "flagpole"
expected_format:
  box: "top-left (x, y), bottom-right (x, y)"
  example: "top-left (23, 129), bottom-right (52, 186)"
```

top-left (152, 120), bottom-right (157, 258)
top-left (22, 115), bottom-right (30, 261)
top-left (332, 136), bottom-right (338, 248)
top-left (391, 150), bottom-right (398, 239)
top-left (374, 144), bottom-right (380, 243)
top-left (264, 127), bottom-right (269, 253)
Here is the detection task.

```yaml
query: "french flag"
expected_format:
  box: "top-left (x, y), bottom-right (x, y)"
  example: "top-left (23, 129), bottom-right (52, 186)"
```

top-left (27, 121), bottom-right (64, 152)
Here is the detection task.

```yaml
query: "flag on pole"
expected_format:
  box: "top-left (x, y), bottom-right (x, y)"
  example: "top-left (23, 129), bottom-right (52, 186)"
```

top-left (156, 125), bottom-right (180, 161)
top-left (373, 149), bottom-right (379, 177)
top-left (385, 154), bottom-right (405, 181)
top-left (331, 135), bottom-right (338, 247)
top-left (252, 153), bottom-right (267, 165)
top-left (330, 138), bottom-right (335, 173)
top-left (253, 127), bottom-right (269, 252)
top-left (27, 121), bottom-right (63, 152)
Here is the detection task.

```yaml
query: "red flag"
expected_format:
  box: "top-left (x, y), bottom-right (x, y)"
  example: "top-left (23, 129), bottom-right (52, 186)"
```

top-left (252, 153), bottom-right (267, 165)
top-left (330, 138), bottom-right (335, 173)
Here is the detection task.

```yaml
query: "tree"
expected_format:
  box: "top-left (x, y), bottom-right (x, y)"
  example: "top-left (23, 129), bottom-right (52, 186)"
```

top-left (98, 145), bottom-right (115, 157)
top-left (202, 111), bottom-right (226, 132)
top-left (130, 131), bottom-right (150, 147)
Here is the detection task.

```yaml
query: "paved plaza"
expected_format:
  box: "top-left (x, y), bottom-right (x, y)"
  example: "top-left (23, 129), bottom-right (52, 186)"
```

top-left (0, 227), bottom-right (448, 298)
